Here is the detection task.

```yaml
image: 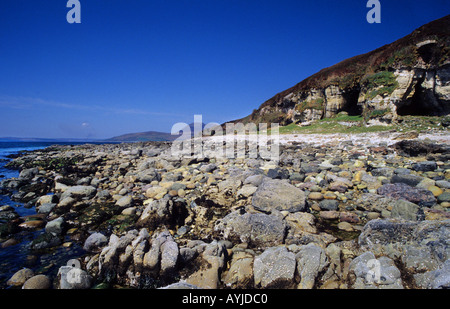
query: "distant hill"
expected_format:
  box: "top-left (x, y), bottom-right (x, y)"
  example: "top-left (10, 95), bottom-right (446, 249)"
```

top-left (105, 122), bottom-right (206, 142)
top-left (105, 131), bottom-right (180, 142)
top-left (0, 137), bottom-right (98, 142)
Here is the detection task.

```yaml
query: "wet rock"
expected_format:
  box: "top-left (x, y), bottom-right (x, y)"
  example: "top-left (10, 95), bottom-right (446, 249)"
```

top-left (45, 217), bottom-right (64, 236)
top-left (22, 274), bottom-right (52, 289)
top-left (83, 232), bottom-right (109, 253)
top-left (30, 232), bottom-right (62, 250)
top-left (7, 268), bottom-right (35, 286)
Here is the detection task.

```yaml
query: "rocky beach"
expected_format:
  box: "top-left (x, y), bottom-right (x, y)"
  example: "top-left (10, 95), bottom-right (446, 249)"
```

top-left (1, 130), bottom-right (449, 289)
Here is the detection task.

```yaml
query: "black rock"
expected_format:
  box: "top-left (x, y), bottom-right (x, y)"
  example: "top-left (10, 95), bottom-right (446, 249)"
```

top-left (267, 168), bottom-right (289, 180)
top-left (391, 174), bottom-right (424, 187)
top-left (319, 199), bottom-right (339, 211)
top-left (412, 161), bottom-right (437, 172)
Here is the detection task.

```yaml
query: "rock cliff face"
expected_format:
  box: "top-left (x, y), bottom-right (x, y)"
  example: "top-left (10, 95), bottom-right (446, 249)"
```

top-left (233, 15), bottom-right (450, 126)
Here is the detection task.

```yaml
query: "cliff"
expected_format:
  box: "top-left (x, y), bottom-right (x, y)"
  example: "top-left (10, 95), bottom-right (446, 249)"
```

top-left (230, 15), bottom-right (450, 127)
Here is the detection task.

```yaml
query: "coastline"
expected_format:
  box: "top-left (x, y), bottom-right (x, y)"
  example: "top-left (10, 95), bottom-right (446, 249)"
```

top-left (0, 132), bottom-right (449, 289)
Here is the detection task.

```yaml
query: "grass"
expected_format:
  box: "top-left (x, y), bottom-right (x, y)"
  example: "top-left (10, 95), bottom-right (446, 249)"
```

top-left (274, 115), bottom-right (394, 134)
top-left (273, 115), bottom-right (450, 135)
top-left (361, 71), bottom-right (399, 100)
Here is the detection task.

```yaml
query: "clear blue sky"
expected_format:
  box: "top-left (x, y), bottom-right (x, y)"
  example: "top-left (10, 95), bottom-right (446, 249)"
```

top-left (0, 0), bottom-right (448, 139)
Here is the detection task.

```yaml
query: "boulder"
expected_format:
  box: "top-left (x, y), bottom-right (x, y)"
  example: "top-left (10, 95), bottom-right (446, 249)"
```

top-left (359, 219), bottom-right (450, 274)
top-left (83, 232), bottom-right (109, 253)
top-left (45, 217), bottom-right (64, 236)
top-left (19, 167), bottom-right (39, 180)
top-left (377, 183), bottom-right (436, 207)
top-left (412, 161), bottom-right (437, 172)
top-left (253, 246), bottom-right (296, 288)
top-left (296, 243), bottom-right (328, 289)
top-left (7, 268), bottom-right (35, 286)
top-left (348, 252), bottom-right (403, 289)
top-left (216, 211), bottom-right (287, 247)
top-left (223, 251), bottom-right (254, 288)
top-left (390, 199), bottom-right (423, 221)
top-left (22, 275), bottom-right (52, 289)
top-left (61, 185), bottom-right (97, 201)
top-left (186, 241), bottom-right (227, 289)
top-left (252, 178), bottom-right (306, 213)
top-left (58, 265), bottom-right (92, 289)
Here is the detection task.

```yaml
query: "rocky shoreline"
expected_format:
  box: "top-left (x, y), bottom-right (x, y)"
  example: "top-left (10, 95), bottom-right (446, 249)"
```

top-left (1, 132), bottom-right (450, 289)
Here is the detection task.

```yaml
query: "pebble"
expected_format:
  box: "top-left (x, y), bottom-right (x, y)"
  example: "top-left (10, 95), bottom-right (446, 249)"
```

top-left (367, 212), bottom-right (380, 220)
top-left (19, 220), bottom-right (45, 229)
top-left (428, 185), bottom-right (443, 197)
top-left (308, 192), bottom-right (323, 200)
top-left (3, 134), bottom-right (450, 291)
top-left (319, 211), bottom-right (340, 220)
top-left (437, 192), bottom-right (450, 203)
top-left (337, 222), bottom-right (354, 232)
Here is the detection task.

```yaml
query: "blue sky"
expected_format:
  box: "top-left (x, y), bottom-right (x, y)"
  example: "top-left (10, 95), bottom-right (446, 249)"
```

top-left (0, 0), bottom-right (448, 139)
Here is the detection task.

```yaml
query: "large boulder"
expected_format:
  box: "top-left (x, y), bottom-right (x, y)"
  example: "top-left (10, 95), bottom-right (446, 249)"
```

top-left (137, 196), bottom-right (188, 230)
top-left (252, 178), bottom-right (306, 213)
top-left (296, 244), bottom-right (329, 289)
top-left (348, 252), bottom-right (403, 289)
top-left (83, 232), bottom-right (109, 253)
top-left (215, 211), bottom-right (287, 247)
top-left (61, 185), bottom-right (97, 201)
top-left (186, 241), bottom-right (227, 289)
top-left (359, 219), bottom-right (450, 275)
top-left (253, 246), bottom-right (296, 288)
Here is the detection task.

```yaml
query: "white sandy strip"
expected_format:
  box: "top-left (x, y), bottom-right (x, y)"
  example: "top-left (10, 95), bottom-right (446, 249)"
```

top-left (191, 131), bottom-right (450, 148)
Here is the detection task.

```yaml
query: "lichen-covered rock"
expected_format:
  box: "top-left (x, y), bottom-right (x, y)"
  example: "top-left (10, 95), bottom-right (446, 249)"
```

top-left (215, 211), bottom-right (287, 247)
top-left (253, 246), bottom-right (296, 288)
top-left (252, 178), bottom-right (306, 213)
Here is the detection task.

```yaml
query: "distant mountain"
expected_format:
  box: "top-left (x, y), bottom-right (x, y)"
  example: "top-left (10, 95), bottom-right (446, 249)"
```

top-left (105, 122), bottom-right (207, 142)
top-left (0, 137), bottom-right (98, 142)
top-left (105, 131), bottom-right (180, 142)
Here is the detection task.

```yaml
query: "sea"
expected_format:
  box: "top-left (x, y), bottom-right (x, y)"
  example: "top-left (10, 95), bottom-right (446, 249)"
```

top-left (0, 141), bottom-right (113, 288)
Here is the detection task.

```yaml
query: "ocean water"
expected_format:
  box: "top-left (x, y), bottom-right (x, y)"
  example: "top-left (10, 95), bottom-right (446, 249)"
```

top-left (0, 141), bottom-right (110, 288)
